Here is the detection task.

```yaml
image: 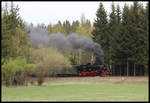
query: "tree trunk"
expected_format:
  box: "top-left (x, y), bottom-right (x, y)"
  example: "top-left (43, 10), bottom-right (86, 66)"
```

top-left (91, 53), bottom-right (94, 64)
top-left (134, 63), bottom-right (136, 76)
top-left (110, 65), bottom-right (112, 76)
top-left (120, 65), bottom-right (121, 76)
top-left (78, 51), bottom-right (80, 64)
top-left (111, 65), bottom-right (113, 76)
top-left (127, 58), bottom-right (129, 77)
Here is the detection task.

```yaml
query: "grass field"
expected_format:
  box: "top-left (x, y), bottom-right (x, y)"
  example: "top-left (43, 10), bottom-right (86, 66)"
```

top-left (2, 77), bottom-right (149, 101)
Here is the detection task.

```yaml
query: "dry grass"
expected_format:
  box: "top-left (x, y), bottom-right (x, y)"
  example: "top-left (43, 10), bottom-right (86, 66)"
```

top-left (41, 76), bottom-right (149, 84)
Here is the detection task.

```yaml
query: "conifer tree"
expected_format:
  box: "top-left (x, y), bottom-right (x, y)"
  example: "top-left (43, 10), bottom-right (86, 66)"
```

top-left (108, 3), bottom-right (118, 65)
top-left (92, 2), bottom-right (108, 64)
top-left (63, 20), bottom-right (72, 35)
top-left (109, 4), bottom-right (123, 66)
top-left (2, 2), bottom-right (31, 62)
top-left (71, 20), bottom-right (80, 33)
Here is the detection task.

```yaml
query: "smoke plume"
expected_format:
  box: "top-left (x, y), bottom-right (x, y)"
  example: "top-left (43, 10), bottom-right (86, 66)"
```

top-left (26, 25), bottom-right (104, 64)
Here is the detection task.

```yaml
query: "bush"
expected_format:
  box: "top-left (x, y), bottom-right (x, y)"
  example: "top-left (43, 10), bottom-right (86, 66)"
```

top-left (2, 56), bottom-right (37, 86)
top-left (30, 45), bottom-right (72, 85)
top-left (37, 76), bottom-right (44, 86)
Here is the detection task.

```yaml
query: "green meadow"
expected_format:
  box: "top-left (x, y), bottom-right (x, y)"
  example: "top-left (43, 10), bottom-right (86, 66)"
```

top-left (2, 82), bottom-right (148, 101)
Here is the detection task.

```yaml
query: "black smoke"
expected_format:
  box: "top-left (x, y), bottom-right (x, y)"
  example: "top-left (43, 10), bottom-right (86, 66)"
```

top-left (26, 25), bottom-right (104, 64)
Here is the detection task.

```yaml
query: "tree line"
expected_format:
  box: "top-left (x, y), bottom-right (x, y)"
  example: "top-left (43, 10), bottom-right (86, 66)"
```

top-left (93, 2), bottom-right (149, 76)
top-left (1, 2), bottom-right (149, 86)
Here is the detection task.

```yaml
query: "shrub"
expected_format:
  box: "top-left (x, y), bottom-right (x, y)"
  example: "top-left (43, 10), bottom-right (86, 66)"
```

top-left (30, 45), bottom-right (72, 85)
top-left (2, 56), bottom-right (37, 86)
top-left (37, 75), bottom-right (44, 86)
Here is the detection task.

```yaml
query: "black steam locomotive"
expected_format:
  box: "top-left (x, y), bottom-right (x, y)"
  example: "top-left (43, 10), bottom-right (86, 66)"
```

top-left (75, 63), bottom-right (110, 77)
top-left (57, 63), bottom-right (110, 77)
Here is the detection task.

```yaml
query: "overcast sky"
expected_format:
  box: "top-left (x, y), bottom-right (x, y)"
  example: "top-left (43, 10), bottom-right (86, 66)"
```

top-left (2, 1), bottom-right (148, 26)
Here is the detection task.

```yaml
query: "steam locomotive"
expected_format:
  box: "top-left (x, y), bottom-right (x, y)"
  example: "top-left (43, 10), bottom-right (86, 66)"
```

top-left (57, 63), bottom-right (110, 77)
top-left (75, 63), bottom-right (110, 77)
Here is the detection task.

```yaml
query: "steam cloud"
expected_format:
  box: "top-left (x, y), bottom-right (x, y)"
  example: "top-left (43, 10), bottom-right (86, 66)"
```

top-left (26, 25), bottom-right (104, 64)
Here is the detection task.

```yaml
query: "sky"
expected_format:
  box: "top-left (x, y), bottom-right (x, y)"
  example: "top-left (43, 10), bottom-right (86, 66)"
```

top-left (2, 1), bottom-right (148, 26)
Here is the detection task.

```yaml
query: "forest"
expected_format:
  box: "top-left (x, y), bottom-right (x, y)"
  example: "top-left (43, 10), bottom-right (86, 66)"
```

top-left (2, 1), bottom-right (149, 86)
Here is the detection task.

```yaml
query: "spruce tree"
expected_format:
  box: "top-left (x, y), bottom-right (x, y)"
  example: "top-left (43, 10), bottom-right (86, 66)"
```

top-left (63, 20), bottom-right (72, 35)
top-left (92, 2), bottom-right (108, 64)
top-left (108, 3), bottom-right (118, 65)
top-left (2, 2), bottom-right (31, 62)
top-left (109, 4), bottom-right (123, 66)
top-left (71, 20), bottom-right (80, 33)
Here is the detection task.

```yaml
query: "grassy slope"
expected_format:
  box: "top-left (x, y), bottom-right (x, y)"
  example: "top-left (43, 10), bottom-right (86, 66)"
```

top-left (2, 82), bottom-right (148, 101)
